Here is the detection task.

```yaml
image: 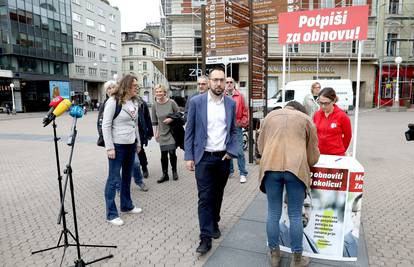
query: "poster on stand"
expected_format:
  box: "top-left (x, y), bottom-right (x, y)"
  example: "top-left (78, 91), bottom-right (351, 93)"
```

top-left (279, 155), bottom-right (364, 261)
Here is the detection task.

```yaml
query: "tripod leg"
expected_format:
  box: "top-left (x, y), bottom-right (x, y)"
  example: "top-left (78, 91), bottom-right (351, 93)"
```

top-left (84, 254), bottom-right (114, 265)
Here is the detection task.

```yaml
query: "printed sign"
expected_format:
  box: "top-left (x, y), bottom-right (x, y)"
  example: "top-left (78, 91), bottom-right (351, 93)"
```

top-left (49, 81), bottom-right (70, 100)
top-left (278, 5), bottom-right (369, 44)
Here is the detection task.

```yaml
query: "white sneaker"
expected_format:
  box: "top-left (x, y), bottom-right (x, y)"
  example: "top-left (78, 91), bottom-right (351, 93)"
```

top-left (240, 175), bottom-right (247, 183)
top-left (107, 217), bottom-right (124, 226)
top-left (124, 207), bottom-right (142, 214)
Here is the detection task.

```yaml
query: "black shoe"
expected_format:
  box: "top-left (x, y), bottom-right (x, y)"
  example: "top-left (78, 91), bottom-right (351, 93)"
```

top-left (212, 228), bottom-right (221, 239)
top-left (196, 238), bottom-right (212, 254)
top-left (172, 171), bottom-right (178, 180)
top-left (142, 170), bottom-right (149, 178)
top-left (157, 174), bottom-right (169, 183)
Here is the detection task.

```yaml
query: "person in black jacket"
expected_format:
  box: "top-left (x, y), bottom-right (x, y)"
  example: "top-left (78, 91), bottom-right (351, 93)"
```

top-left (137, 96), bottom-right (154, 178)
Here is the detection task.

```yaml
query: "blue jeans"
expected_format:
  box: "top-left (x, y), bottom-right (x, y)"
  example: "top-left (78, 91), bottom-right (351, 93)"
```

top-left (264, 171), bottom-right (306, 253)
top-left (132, 153), bottom-right (143, 186)
top-left (229, 127), bottom-right (248, 176)
top-left (104, 143), bottom-right (136, 220)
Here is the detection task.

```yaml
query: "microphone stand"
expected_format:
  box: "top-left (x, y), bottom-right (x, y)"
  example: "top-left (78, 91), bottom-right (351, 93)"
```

top-left (32, 118), bottom-right (116, 267)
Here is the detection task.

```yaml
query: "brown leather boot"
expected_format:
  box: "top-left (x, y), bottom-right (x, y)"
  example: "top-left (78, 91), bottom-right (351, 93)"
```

top-left (290, 252), bottom-right (310, 267)
top-left (269, 247), bottom-right (281, 267)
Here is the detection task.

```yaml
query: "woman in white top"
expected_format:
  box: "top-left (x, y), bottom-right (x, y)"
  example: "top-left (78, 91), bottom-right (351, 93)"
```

top-left (302, 82), bottom-right (321, 118)
top-left (102, 74), bottom-right (142, 226)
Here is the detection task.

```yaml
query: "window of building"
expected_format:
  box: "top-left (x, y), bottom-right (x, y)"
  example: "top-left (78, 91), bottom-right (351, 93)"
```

top-left (110, 43), bottom-right (117, 50)
top-left (352, 0), bottom-right (366, 5)
top-left (86, 18), bottom-right (94, 28)
top-left (129, 61), bottom-right (134, 70)
top-left (143, 62), bottom-right (147, 71)
top-left (111, 56), bottom-right (117, 63)
top-left (386, 33), bottom-right (398, 56)
top-left (111, 71), bottom-right (117, 78)
top-left (194, 37), bottom-right (202, 54)
top-left (88, 51), bottom-right (96, 60)
top-left (75, 65), bottom-right (85, 74)
top-left (321, 42), bottom-right (331, 53)
top-left (99, 53), bottom-right (107, 62)
top-left (389, 0), bottom-right (399, 14)
top-left (98, 39), bottom-right (106, 47)
top-left (143, 76), bottom-right (148, 87)
top-left (109, 14), bottom-right (115, 21)
top-left (100, 69), bottom-right (108, 78)
top-left (288, 44), bottom-right (299, 53)
top-left (72, 12), bottom-right (81, 22)
top-left (129, 47), bottom-right (133, 56)
top-left (319, 0), bottom-right (334, 8)
top-left (98, 23), bottom-right (105, 32)
top-left (97, 7), bottom-right (104, 17)
top-left (87, 35), bottom-right (96, 44)
top-left (352, 41), bottom-right (358, 54)
top-left (73, 30), bottom-right (83, 40)
top-left (74, 48), bottom-right (84, 56)
top-left (142, 47), bottom-right (146, 56)
top-left (86, 1), bottom-right (93, 12)
top-left (89, 67), bottom-right (97, 76)
top-left (72, 0), bottom-right (80, 6)
top-left (110, 29), bottom-right (116, 36)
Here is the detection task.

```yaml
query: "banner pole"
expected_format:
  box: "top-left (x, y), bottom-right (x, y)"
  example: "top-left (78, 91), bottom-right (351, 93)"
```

top-left (282, 45), bottom-right (286, 104)
top-left (352, 40), bottom-right (363, 158)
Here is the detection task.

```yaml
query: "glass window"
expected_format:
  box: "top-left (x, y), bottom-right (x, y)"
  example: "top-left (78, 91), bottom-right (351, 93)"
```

top-left (99, 53), bottom-right (107, 62)
top-left (143, 62), bottom-right (147, 71)
top-left (97, 7), bottom-right (104, 17)
top-left (86, 1), bottom-right (93, 11)
top-left (98, 39), bottom-right (106, 47)
top-left (142, 47), bottom-right (146, 56)
top-left (129, 61), bottom-right (134, 70)
top-left (288, 44), bottom-right (299, 53)
top-left (74, 47), bottom-right (83, 56)
top-left (110, 42), bottom-right (116, 50)
top-left (100, 69), bottom-right (108, 78)
top-left (98, 23), bottom-right (105, 32)
top-left (72, 0), bottom-right (80, 6)
top-left (88, 67), bottom-right (97, 76)
top-left (389, 0), bottom-right (399, 14)
top-left (109, 13), bottom-right (115, 21)
top-left (129, 47), bottom-right (133, 55)
top-left (319, 0), bottom-right (334, 8)
top-left (87, 34), bottom-right (95, 44)
top-left (386, 33), bottom-right (398, 56)
top-left (321, 42), bottom-right (331, 53)
top-left (72, 12), bottom-right (81, 22)
top-left (86, 18), bottom-right (94, 27)
top-left (110, 29), bottom-right (116, 36)
top-left (75, 65), bottom-right (85, 74)
top-left (87, 50), bottom-right (96, 59)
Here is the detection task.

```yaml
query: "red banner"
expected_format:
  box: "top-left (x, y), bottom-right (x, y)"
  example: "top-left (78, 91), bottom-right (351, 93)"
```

top-left (310, 167), bottom-right (348, 191)
top-left (278, 5), bottom-right (369, 44)
top-left (348, 172), bottom-right (364, 193)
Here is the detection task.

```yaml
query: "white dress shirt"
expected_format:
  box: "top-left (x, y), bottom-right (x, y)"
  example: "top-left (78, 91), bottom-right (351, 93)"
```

top-left (205, 91), bottom-right (227, 152)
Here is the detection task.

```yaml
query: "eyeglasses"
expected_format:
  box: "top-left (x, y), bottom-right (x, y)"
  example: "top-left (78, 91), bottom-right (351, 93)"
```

top-left (211, 78), bottom-right (225, 83)
top-left (317, 100), bottom-right (332, 106)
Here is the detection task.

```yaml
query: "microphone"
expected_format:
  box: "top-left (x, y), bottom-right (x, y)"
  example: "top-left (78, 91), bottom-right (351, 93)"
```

top-left (42, 96), bottom-right (64, 124)
top-left (43, 99), bottom-right (72, 127)
top-left (67, 105), bottom-right (84, 146)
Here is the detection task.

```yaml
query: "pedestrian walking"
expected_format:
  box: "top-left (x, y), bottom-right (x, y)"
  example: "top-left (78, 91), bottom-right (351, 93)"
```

top-left (184, 67), bottom-right (238, 255)
top-left (225, 77), bottom-right (249, 183)
top-left (184, 75), bottom-right (209, 121)
top-left (257, 101), bottom-right (320, 267)
top-left (313, 87), bottom-right (352, 156)
top-left (137, 94), bottom-right (153, 178)
top-left (102, 74), bottom-right (142, 226)
top-left (302, 82), bottom-right (321, 118)
top-left (152, 84), bottom-right (180, 183)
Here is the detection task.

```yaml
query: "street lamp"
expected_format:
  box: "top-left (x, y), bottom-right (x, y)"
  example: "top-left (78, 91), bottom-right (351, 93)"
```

top-left (393, 56), bottom-right (402, 108)
top-left (9, 83), bottom-right (16, 115)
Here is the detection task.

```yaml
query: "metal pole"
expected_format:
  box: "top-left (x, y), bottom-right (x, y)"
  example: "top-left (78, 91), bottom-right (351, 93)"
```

top-left (201, 5), bottom-right (206, 75)
top-left (352, 41), bottom-right (363, 158)
top-left (377, 59), bottom-right (383, 109)
top-left (395, 62), bottom-right (400, 104)
top-left (248, 1), bottom-right (253, 164)
top-left (282, 45), bottom-right (286, 104)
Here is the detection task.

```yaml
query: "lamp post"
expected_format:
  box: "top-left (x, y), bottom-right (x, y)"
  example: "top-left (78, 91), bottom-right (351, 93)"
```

top-left (10, 83), bottom-right (16, 115)
top-left (393, 56), bottom-right (402, 109)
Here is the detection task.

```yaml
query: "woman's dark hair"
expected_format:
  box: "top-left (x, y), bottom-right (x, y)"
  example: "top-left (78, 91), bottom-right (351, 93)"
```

top-left (285, 101), bottom-right (308, 115)
top-left (318, 87), bottom-right (338, 102)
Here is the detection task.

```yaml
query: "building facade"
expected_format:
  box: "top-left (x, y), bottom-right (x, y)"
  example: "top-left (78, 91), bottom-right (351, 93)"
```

top-left (70, 0), bottom-right (121, 106)
top-left (0, 0), bottom-right (74, 112)
top-left (121, 30), bottom-right (167, 105)
top-left (160, 0), bottom-right (383, 108)
top-left (374, 0), bottom-right (414, 107)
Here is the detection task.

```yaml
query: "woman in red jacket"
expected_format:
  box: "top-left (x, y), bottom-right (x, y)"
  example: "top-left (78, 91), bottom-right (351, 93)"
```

top-left (313, 87), bottom-right (352, 156)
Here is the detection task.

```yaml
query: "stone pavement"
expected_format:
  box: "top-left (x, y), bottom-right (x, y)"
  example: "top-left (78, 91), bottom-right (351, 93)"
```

top-left (1, 109), bottom-right (413, 267)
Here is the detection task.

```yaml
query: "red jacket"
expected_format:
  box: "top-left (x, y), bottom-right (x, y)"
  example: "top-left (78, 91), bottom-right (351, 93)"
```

top-left (313, 104), bottom-right (352, 156)
top-left (228, 89), bottom-right (249, 128)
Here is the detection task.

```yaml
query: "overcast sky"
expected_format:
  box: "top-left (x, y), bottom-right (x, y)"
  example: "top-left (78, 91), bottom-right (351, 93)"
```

top-left (109, 0), bottom-right (161, 32)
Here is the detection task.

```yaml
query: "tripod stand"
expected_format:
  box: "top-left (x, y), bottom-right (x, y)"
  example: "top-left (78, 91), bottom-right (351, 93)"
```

top-left (32, 118), bottom-right (116, 267)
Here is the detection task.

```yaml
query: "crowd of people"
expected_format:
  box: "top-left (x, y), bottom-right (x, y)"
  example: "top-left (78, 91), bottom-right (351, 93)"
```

top-left (98, 70), bottom-right (353, 267)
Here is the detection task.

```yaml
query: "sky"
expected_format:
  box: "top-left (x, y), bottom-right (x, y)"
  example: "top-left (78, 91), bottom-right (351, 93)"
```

top-left (109, 0), bottom-right (161, 32)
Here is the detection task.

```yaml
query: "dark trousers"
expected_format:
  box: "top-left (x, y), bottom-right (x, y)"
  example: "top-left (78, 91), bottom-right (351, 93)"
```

top-left (138, 147), bottom-right (148, 171)
top-left (161, 149), bottom-right (177, 174)
top-left (195, 152), bottom-right (230, 239)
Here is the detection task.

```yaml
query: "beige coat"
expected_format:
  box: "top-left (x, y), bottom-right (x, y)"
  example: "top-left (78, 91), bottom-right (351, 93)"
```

top-left (258, 106), bottom-right (320, 193)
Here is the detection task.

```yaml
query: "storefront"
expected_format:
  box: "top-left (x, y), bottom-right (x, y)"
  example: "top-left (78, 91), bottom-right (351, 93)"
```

top-left (374, 65), bottom-right (414, 107)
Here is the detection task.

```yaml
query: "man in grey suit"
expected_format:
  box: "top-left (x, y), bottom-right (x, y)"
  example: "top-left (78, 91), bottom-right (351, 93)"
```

top-left (185, 67), bottom-right (239, 255)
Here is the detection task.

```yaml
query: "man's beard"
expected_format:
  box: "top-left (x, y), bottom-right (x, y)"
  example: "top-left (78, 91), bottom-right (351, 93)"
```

top-left (211, 87), bottom-right (223, 96)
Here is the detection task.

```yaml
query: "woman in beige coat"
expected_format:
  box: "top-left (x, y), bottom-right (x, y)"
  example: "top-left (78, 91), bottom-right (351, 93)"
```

top-left (258, 101), bottom-right (320, 267)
